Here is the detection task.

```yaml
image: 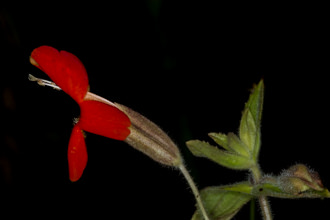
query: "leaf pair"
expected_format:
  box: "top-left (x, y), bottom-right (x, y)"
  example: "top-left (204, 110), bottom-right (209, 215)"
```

top-left (186, 80), bottom-right (264, 219)
top-left (187, 80), bottom-right (329, 220)
top-left (187, 80), bottom-right (264, 171)
top-left (192, 169), bottom-right (330, 220)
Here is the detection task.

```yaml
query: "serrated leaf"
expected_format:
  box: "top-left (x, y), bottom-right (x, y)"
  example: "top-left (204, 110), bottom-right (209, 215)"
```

top-left (208, 133), bottom-right (230, 151)
top-left (239, 109), bottom-right (256, 151)
top-left (244, 79), bottom-right (264, 127)
top-left (186, 140), bottom-right (254, 170)
top-left (227, 132), bottom-right (250, 157)
top-left (239, 80), bottom-right (264, 161)
top-left (192, 186), bottom-right (253, 220)
top-left (209, 132), bottom-right (251, 157)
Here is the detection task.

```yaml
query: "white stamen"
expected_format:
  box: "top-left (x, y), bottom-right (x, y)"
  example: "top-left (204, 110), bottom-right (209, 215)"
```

top-left (28, 74), bottom-right (118, 108)
top-left (28, 74), bottom-right (62, 91)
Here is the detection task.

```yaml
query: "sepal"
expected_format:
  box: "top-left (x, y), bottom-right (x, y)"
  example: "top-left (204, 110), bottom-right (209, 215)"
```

top-left (115, 103), bottom-right (182, 167)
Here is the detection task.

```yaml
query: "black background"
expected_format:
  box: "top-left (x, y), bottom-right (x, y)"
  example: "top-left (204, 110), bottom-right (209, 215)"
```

top-left (1, 2), bottom-right (329, 219)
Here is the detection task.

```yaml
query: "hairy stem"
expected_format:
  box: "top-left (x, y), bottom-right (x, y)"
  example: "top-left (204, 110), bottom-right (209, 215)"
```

top-left (259, 196), bottom-right (272, 220)
top-left (250, 165), bottom-right (273, 220)
top-left (179, 164), bottom-right (210, 220)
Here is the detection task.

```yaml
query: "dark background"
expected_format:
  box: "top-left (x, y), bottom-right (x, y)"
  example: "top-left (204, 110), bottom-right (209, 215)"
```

top-left (1, 2), bottom-right (329, 219)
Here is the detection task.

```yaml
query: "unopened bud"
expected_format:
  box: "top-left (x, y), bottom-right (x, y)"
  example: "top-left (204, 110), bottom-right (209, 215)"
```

top-left (252, 164), bottom-right (329, 198)
top-left (115, 103), bottom-right (182, 167)
top-left (278, 164), bottom-right (324, 195)
top-left (279, 177), bottom-right (310, 195)
top-left (285, 164), bottom-right (313, 182)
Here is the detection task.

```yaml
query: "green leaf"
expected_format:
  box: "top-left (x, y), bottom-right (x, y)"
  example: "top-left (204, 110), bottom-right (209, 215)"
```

top-left (209, 133), bottom-right (251, 157)
top-left (219, 181), bottom-right (254, 195)
top-left (192, 186), bottom-right (253, 220)
top-left (227, 132), bottom-right (250, 157)
top-left (239, 109), bottom-right (256, 151)
top-left (239, 80), bottom-right (264, 161)
top-left (208, 133), bottom-right (230, 151)
top-left (186, 140), bottom-right (254, 170)
top-left (244, 79), bottom-right (264, 128)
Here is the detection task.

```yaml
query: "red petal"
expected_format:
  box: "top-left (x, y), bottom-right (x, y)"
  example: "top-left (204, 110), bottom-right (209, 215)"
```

top-left (68, 124), bottom-right (88, 182)
top-left (30, 46), bottom-right (89, 103)
top-left (78, 100), bottom-right (131, 140)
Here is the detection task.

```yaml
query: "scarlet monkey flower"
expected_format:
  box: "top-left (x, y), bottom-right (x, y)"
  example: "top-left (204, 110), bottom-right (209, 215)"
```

top-left (29, 45), bottom-right (183, 182)
top-left (29, 46), bottom-right (209, 220)
top-left (29, 46), bottom-right (131, 182)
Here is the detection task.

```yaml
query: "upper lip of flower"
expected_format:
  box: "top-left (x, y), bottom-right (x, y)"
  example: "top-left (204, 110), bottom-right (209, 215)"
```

top-left (30, 45), bottom-right (131, 182)
top-left (29, 46), bottom-right (131, 139)
top-left (30, 45), bottom-right (89, 104)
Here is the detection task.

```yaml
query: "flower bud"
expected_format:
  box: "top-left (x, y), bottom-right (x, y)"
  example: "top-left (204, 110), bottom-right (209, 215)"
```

top-left (251, 164), bottom-right (329, 199)
top-left (115, 103), bottom-right (182, 167)
top-left (279, 164), bottom-right (324, 192)
top-left (278, 176), bottom-right (310, 195)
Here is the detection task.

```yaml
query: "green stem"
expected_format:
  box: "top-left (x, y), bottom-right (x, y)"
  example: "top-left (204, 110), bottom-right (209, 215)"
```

top-left (250, 165), bottom-right (262, 181)
top-left (250, 199), bottom-right (255, 220)
top-left (250, 165), bottom-right (273, 220)
top-left (179, 164), bottom-right (210, 220)
top-left (259, 196), bottom-right (272, 220)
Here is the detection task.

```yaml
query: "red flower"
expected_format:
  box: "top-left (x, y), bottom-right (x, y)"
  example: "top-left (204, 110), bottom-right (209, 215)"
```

top-left (30, 46), bottom-right (131, 182)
